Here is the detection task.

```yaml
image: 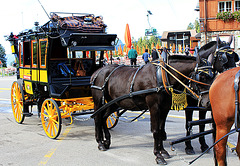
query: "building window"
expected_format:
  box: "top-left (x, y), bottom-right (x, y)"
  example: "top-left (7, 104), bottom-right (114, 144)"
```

top-left (219, 1), bottom-right (232, 12)
top-left (236, 1), bottom-right (240, 11)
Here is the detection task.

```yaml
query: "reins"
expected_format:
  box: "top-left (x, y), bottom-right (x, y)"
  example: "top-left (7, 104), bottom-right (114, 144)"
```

top-left (152, 61), bottom-right (200, 99)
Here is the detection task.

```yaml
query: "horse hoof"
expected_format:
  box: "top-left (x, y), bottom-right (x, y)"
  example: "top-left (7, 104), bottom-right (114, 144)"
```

top-left (201, 144), bottom-right (209, 153)
top-left (104, 140), bottom-right (110, 149)
top-left (160, 150), bottom-right (171, 159)
top-left (185, 148), bottom-right (195, 155)
top-left (98, 144), bottom-right (107, 151)
top-left (156, 157), bottom-right (167, 165)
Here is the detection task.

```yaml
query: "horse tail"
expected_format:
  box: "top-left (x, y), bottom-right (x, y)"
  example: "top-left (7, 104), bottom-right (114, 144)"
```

top-left (211, 114), bottom-right (218, 166)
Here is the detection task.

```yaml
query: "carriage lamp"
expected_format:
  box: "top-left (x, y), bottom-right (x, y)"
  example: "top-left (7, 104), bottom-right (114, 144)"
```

top-left (44, 86), bottom-right (47, 92)
top-left (72, 41), bottom-right (77, 46)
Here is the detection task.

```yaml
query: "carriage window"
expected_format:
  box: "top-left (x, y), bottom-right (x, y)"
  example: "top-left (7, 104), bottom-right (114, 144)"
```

top-left (31, 41), bottom-right (38, 68)
top-left (39, 39), bottom-right (48, 68)
top-left (23, 41), bottom-right (31, 67)
top-left (19, 42), bottom-right (23, 67)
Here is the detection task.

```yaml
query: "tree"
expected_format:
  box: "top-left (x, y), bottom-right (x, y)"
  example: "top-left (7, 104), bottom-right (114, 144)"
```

top-left (187, 18), bottom-right (200, 33)
top-left (187, 23), bottom-right (194, 30)
top-left (194, 19), bottom-right (200, 33)
top-left (0, 44), bottom-right (7, 67)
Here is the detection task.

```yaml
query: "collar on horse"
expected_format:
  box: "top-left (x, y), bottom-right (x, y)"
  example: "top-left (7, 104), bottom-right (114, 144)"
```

top-left (152, 60), bottom-right (210, 100)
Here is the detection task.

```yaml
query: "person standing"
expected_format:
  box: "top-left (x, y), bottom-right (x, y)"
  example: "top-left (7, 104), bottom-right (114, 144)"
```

top-left (151, 47), bottom-right (159, 61)
top-left (185, 45), bottom-right (190, 56)
top-left (128, 46), bottom-right (138, 66)
top-left (142, 49), bottom-right (150, 64)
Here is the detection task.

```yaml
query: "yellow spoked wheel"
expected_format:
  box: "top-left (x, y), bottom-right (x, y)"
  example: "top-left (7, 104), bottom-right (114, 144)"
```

top-left (11, 81), bottom-right (25, 124)
top-left (41, 99), bottom-right (62, 139)
top-left (106, 111), bottom-right (118, 129)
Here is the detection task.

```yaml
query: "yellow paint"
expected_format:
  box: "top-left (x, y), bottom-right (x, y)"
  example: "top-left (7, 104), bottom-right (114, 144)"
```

top-left (11, 45), bottom-right (15, 53)
top-left (19, 68), bottom-right (48, 83)
top-left (0, 88), bottom-right (11, 90)
top-left (38, 127), bottom-right (72, 166)
top-left (24, 81), bottom-right (33, 94)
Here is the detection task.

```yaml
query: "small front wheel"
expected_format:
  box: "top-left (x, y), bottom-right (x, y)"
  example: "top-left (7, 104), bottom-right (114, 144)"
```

top-left (11, 81), bottom-right (25, 124)
top-left (41, 99), bottom-right (62, 139)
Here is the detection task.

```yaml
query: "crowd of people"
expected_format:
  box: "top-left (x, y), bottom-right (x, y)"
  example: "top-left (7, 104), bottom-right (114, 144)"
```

top-left (124, 44), bottom-right (195, 66)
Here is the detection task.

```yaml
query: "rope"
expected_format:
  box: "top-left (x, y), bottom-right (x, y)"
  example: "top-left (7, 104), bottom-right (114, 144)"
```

top-left (152, 62), bottom-right (199, 99)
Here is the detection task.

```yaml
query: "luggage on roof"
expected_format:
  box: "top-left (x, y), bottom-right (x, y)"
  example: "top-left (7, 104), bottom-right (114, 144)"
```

top-left (50, 12), bottom-right (107, 33)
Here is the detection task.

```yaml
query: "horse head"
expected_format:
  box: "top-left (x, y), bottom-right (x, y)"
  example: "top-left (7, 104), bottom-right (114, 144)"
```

top-left (192, 35), bottom-right (239, 108)
top-left (205, 35), bottom-right (239, 73)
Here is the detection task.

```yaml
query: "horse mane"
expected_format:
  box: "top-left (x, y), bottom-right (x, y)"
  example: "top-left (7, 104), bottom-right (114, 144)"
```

top-left (169, 55), bottom-right (196, 61)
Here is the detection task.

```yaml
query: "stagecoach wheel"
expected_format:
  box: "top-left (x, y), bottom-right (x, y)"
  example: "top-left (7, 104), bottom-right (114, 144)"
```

top-left (41, 99), bottom-right (62, 139)
top-left (106, 111), bottom-right (118, 129)
top-left (11, 81), bottom-right (25, 124)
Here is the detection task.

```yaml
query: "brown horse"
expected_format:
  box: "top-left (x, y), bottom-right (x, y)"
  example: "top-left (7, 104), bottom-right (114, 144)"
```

top-left (91, 55), bottom-right (197, 165)
top-left (209, 67), bottom-right (240, 166)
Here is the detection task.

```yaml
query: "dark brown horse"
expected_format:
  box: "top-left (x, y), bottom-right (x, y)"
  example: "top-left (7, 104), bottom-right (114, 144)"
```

top-left (91, 55), bottom-right (197, 165)
top-left (209, 67), bottom-right (240, 166)
top-left (185, 35), bottom-right (239, 155)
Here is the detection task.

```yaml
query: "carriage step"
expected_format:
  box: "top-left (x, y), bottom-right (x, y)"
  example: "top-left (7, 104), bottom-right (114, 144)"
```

top-left (187, 118), bottom-right (213, 127)
top-left (23, 112), bottom-right (33, 117)
top-left (71, 111), bottom-right (94, 116)
top-left (169, 129), bottom-right (214, 146)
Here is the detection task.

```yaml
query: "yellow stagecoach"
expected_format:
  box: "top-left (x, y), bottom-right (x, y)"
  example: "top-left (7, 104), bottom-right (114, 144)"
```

top-left (7, 12), bottom-right (118, 139)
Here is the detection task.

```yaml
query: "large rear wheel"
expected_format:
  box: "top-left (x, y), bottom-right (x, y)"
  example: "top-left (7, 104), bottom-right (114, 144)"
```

top-left (41, 99), bottom-right (62, 139)
top-left (11, 81), bottom-right (25, 124)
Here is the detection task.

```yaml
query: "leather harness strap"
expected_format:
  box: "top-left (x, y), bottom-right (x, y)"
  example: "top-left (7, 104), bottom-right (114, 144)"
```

top-left (152, 62), bottom-right (200, 99)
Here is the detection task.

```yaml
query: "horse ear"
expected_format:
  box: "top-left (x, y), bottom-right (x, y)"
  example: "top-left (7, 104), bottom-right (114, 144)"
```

top-left (227, 35), bottom-right (233, 45)
top-left (207, 53), bottom-right (214, 65)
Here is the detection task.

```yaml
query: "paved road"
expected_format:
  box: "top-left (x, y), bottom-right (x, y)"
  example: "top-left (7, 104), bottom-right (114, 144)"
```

top-left (0, 76), bottom-right (239, 166)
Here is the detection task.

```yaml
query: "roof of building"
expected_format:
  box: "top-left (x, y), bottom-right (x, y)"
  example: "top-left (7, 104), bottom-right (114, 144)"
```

top-left (161, 30), bottom-right (197, 40)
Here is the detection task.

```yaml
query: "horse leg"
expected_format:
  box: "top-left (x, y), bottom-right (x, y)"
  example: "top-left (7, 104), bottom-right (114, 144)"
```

top-left (199, 110), bottom-right (209, 152)
top-left (93, 99), bottom-right (107, 151)
top-left (159, 108), bottom-right (171, 159)
top-left (102, 105), bottom-right (118, 150)
top-left (150, 103), bottom-right (167, 165)
top-left (214, 126), bottom-right (229, 166)
top-left (185, 110), bottom-right (195, 155)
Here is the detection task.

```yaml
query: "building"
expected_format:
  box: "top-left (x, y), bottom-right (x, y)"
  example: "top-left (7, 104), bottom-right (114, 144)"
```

top-left (161, 30), bottom-right (200, 53)
top-left (199, 0), bottom-right (240, 54)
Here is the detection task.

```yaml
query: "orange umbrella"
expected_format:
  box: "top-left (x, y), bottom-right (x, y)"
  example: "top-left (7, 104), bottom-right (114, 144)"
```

top-left (151, 42), bottom-right (155, 50)
top-left (105, 51), bottom-right (109, 60)
top-left (156, 43), bottom-right (160, 49)
top-left (123, 45), bottom-right (126, 53)
top-left (86, 51), bottom-right (90, 58)
top-left (118, 44), bottom-right (123, 56)
top-left (124, 24), bottom-right (132, 54)
top-left (114, 47), bottom-right (117, 56)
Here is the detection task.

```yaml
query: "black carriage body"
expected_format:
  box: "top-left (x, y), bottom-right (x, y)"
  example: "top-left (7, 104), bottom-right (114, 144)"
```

top-left (8, 12), bottom-right (117, 104)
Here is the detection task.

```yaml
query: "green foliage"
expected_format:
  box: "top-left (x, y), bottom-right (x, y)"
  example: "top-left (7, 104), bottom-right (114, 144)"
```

top-left (0, 44), bottom-right (7, 67)
top-left (187, 23), bottom-right (194, 30)
top-left (233, 10), bottom-right (240, 22)
top-left (187, 18), bottom-right (200, 33)
top-left (216, 11), bottom-right (234, 21)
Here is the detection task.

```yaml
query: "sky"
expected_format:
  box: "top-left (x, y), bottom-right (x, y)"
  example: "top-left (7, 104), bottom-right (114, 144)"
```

top-left (0, 0), bottom-right (199, 57)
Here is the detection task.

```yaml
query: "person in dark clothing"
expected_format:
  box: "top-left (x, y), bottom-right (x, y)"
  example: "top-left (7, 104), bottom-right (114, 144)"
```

top-left (142, 49), bottom-right (150, 64)
top-left (151, 47), bottom-right (159, 61)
